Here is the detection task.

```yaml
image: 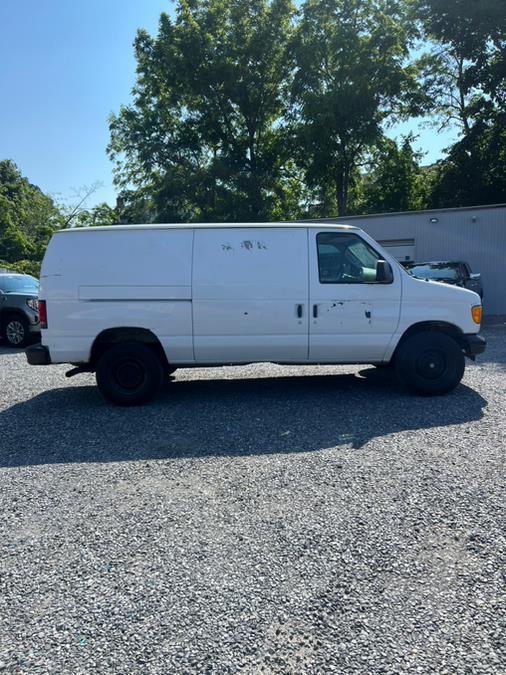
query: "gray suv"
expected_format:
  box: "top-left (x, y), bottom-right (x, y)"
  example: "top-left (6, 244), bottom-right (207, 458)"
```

top-left (0, 274), bottom-right (40, 347)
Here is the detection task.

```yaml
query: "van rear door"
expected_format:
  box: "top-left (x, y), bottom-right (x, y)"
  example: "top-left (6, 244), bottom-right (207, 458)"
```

top-left (192, 227), bottom-right (309, 363)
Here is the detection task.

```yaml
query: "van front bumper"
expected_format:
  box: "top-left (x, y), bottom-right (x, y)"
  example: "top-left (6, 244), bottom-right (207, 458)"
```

top-left (26, 343), bottom-right (51, 365)
top-left (462, 333), bottom-right (486, 358)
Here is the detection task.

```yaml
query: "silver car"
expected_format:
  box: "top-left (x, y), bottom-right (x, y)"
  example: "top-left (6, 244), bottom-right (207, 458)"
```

top-left (0, 274), bottom-right (40, 347)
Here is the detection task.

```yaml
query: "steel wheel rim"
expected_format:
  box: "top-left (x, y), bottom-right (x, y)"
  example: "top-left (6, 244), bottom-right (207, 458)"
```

top-left (6, 321), bottom-right (25, 345)
top-left (113, 358), bottom-right (146, 391)
top-left (415, 348), bottom-right (447, 380)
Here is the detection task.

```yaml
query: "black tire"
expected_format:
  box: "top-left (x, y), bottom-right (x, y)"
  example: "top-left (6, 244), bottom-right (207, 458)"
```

top-left (395, 331), bottom-right (465, 395)
top-left (2, 315), bottom-right (30, 348)
top-left (96, 342), bottom-right (164, 406)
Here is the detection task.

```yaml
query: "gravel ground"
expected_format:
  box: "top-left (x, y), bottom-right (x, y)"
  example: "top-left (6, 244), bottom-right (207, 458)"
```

top-left (0, 326), bottom-right (505, 674)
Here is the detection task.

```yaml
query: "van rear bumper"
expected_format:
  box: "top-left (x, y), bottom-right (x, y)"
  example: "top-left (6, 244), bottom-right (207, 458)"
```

top-left (26, 343), bottom-right (51, 365)
top-left (462, 333), bottom-right (486, 358)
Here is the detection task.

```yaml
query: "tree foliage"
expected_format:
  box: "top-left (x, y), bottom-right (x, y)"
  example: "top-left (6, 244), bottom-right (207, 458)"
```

top-left (70, 202), bottom-right (118, 228)
top-left (109, 0), bottom-right (299, 222)
top-left (362, 136), bottom-right (430, 213)
top-left (0, 160), bottom-right (63, 274)
top-left (413, 0), bottom-right (506, 207)
top-left (290, 0), bottom-right (422, 215)
top-left (0, 161), bottom-right (118, 276)
top-left (415, 0), bottom-right (505, 130)
top-left (108, 0), bottom-right (506, 219)
top-left (429, 113), bottom-right (506, 208)
top-left (3, 0), bottom-right (506, 276)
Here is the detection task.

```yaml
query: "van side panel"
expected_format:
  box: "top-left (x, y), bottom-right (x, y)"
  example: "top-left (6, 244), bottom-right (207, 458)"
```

top-left (192, 228), bottom-right (309, 362)
top-left (40, 229), bottom-right (194, 364)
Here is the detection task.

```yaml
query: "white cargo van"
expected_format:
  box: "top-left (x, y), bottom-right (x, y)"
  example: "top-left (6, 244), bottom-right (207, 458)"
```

top-left (27, 223), bottom-right (486, 405)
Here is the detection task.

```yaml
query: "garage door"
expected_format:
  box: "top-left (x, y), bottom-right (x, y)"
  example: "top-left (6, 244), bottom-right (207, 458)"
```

top-left (378, 239), bottom-right (415, 262)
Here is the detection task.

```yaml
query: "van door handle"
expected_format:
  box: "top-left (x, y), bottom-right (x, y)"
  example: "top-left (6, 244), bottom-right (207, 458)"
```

top-left (296, 304), bottom-right (303, 318)
top-left (313, 304), bottom-right (318, 318)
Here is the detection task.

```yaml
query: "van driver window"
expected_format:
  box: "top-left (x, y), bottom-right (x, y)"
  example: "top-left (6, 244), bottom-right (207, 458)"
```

top-left (317, 232), bottom-right (382, 284)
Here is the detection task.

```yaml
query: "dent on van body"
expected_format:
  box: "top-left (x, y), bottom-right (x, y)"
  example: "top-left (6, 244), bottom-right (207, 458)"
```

top-left (321, 300), bottom-right (372, 324)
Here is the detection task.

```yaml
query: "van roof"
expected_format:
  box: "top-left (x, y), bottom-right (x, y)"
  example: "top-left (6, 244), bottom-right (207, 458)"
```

top-left (56, 222), bottom-right (359, 233)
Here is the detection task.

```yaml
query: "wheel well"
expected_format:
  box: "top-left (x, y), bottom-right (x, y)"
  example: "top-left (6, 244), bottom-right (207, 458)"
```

top-left (90, 327), bottom-right (169, 370)
top-left (392, 321), bottom-right (465, 360)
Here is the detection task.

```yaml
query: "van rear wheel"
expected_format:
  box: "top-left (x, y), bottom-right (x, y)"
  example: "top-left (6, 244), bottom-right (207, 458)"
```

top-left (96, 342), bottom-right (164, 406)
top-left (395, 331), bottom-right (465, 395)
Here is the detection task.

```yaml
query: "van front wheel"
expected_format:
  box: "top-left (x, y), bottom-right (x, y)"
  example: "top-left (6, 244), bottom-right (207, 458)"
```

top-left (395, 332), bottom-right (465, 395)
top-left (96, 342), bottom-right (164, 406)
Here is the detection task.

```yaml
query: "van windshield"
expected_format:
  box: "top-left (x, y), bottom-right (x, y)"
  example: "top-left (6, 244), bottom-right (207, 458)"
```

top-left (0, 275), bottom-right (39, 294)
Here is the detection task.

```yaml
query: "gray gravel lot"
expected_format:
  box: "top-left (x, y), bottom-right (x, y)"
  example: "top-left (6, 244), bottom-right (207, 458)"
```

top-left (0, 326), bottom-right (505, 674)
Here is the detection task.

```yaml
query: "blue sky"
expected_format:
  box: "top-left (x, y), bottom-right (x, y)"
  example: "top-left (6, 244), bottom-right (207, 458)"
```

top-left (0, 0), bottom-right (457, 209)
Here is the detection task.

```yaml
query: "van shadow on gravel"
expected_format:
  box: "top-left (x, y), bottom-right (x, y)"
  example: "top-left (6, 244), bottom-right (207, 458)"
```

top-left (0, 367), bottom-right (487, 468)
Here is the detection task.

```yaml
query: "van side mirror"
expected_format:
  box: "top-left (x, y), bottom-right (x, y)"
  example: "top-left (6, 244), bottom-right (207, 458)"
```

top-left (376, 260), bottom-right (393, 283)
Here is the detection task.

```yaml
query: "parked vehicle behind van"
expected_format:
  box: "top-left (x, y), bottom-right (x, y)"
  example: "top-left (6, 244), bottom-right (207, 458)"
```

top-left (0, 273), bottom-right (40, 347)
top-left (26, 223), bottom-right (485, 405)
top-left (403, 260), bottom-right (483, 299)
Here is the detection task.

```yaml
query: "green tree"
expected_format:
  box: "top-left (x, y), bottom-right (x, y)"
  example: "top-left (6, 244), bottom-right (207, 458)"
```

top-left (0, 203), bottom-right (33, 262)
top-left (414, 0), bottom-right (505, 134)
top-left (413, 0), bottom-right (506, 207)
top-left (429, 114), bottom-right (506, 207)
top-left (56, 181), bottom-right (106, 228)
top-left (72, 202), bottom-right (118, 227)
top-left (362, 136), bottom-right (429, 213)
top-left (0, 160), bottom-right (63, 272)
top-left (291, 0), bottom-right (421, 216)
top-left (0, 160), bottom-right (63, 238)
top-left (109, 0), bottom-right (299, 223)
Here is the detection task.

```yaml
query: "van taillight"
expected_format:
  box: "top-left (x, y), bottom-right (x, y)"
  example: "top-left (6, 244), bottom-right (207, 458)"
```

top-left (39, 300), bottom-right (47, 329)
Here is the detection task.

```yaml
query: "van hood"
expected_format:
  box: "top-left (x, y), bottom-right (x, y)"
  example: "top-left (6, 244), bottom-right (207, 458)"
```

top-left (405, 274), bottom-right (480, 304)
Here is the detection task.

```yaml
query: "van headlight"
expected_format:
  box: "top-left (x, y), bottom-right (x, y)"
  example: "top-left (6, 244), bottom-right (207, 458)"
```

top-left (26, 298), bottom-right (39, 311)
